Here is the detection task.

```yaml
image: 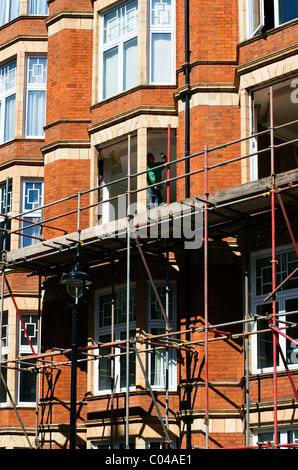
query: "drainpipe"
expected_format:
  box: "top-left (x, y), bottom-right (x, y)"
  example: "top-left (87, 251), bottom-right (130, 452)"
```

top-left (184, 0), bottom-right (191, 449)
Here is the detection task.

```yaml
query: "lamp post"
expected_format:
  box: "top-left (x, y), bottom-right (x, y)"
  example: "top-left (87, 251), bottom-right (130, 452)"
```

top-left (60, 262), bottom-right (92, 450)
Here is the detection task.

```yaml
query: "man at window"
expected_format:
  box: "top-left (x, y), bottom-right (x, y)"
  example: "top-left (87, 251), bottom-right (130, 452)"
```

top-left (146, 152), bottom-right (167, 208)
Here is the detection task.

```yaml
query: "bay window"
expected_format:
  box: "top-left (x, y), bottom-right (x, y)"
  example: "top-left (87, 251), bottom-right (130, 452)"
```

top-left (25, 56), bottom-right (47, 138)
top-left (20, 180), bottom-right (44, 247)
top-left (252, 247), bottom-right (298, 373)
top-left (0, 60), bottom-right (16, 143)
top-left (100, 0), bottom-right (138, 100)
top-left (0, 0), bottom-right (19, 27)
top-left (247, 0), bottom-right (298, 38)
top-left (95, 287), bottom-right (136, 393)
top-left (18, 313), bottom-right (38, 404)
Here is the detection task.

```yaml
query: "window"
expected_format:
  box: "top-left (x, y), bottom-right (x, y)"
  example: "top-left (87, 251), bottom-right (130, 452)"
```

top-left (253, 426), bottom-right (298, 447)
top-left (149, 0), bottom-right (175, 84)
top-left (0, 60), bottom-right (16, 143)
top-left (0, 179), bottom-right (12, 252)
top-left (25, 56), bottom-right (47, 138)
top-left (147, 283), bottom-right (176, 389)
top-left (100, 0), bottom-right (138, 100)
top-left (20, 180), bottom-right (44, 247)
top-left (93, 440), bottom-right (135, 449)
top-left (249, 77), bottom-right (298, 181)
top-left (18, 313), bottom-right (38, 404)
top-left (252, 248), bottom-right (298, 373)
top-left (28, 0), bottom-right (48, 15)
top-left (0, 0), bottom-right (19, 27)
top-left (0, 311), bottom-right (8, 404)
top-left (94, 287), bottom-right (136, 393)
top-left (247, 0), bottom-right (298, 37)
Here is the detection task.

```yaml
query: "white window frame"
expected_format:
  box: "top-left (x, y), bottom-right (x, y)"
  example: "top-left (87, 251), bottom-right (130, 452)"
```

top-left (148, 0), bottom-right (175, 85)
top-left (17, 312), bottom-right (39, 405)
top-left (251, 246), bottom-right (298, 374)
top-left (147, 281), bottom-right (177, 390)
top-left (99, 0), bottom-right (138, 100)
top-left (28, 0), bottom-right (49, 15)
top-left (20, 179), bottom-right (44, 247)
top-left (0, 59), bottom-right (16, 144)
top-left (25, 55), bottom-right (47, 138)
top-left (94, 285), bottom-right (136, 395)
top-left (247, 0), bottom-right (298, 38)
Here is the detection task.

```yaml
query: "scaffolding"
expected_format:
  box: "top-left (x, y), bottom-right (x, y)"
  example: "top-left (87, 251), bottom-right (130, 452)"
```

top-left (0, 86), bottom-right (298, 449)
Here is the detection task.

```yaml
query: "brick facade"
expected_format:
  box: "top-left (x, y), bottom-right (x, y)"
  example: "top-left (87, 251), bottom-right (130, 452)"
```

top-left (0, 0), bottom-right (298, 451)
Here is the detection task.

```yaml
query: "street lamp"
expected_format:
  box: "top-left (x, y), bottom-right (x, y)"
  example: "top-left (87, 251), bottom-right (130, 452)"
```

top-left (60, 262), bottom-right (92, 450)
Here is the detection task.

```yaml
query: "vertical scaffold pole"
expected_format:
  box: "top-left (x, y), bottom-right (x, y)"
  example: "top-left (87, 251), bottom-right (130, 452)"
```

top-left (165, 241), bottom-right (170, 447)
top-left (204, 146), bottom-right (209, 448)
top-left (270, 86), bottom-right (278, 447)
top-left (167, 124), bottom-right (171, 204)
top-left (0, 177), bottom-right (9, 409)
top-left (245, 230), bottom-right (250, 446)
top-left (126, 134), bottom-right (131, 449)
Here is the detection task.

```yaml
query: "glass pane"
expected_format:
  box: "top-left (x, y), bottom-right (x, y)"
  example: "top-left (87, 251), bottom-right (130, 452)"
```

top-left (26, 90), bottom-right (46, 137)
top-left (0, 355), bottom-right (7, 403)
top-left (0, 182), bottom-right (12, 214)
top-left (4, 93), bottom-right (15, 142)
top-left (0, 61), bottom-right (16, 93)
top-left (151, 0), bottom-right (172, 25)
top-left (250, 0), bottom-right (263, 33)
top-left (103, 0), bottom-right (137, 43)
top-left (123, 37), bottom-right (137, 91)
top-left (24, 182), bottom-right (43, 211)
top-left (99, 294), bottom-right (112, 327)
top-left (285, 299), bottom-right (298, 365)
top-left (98, 334), bottom-right (111, 391)
top-left (103, 46), bottom-right (118, 99)
top-left (257, 431), bottom-right (276, 444)
top-left (1, 311), bottom-right (8, 349)
top-left (150, 327), bottom-right (174, 387)
top-left (98, 289), bottom-right (136, 327)
top-left (29, 0), bottom-right (48, 15)
top-left (22, 217), bottom-right (42, 247)
top-left (20, 315), bottom-right (38, 347)
top-left (120, 330), bottom-right (135, 388)
top-left (255, 251), bottom-right (297, 295)
top-left (279, 0), bottom-right (298, 24)
top-left (256, 303), bottom-right (279, 370)
top-left (27, 57), bottom-right (47, 85)
top-left (288, 429), bottom-right (298, 444)
top-left (150, 286), bottom-right (172, 320)
top-left (19, 361), bottom-right (37, 403)
top-left (151, 33), bottom-right (172, 84)
top-left (9, 0), bottom-right (19, 21)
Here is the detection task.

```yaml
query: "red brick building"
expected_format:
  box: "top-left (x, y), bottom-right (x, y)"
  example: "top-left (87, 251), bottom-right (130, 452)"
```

top-left (0, 0), bottom-right (298, 450)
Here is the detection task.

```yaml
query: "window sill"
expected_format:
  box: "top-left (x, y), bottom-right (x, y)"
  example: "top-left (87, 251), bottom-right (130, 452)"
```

top-left (250, 367), bottom-right (298, 379)
top-left (91, 84), bottom-right (177, 111)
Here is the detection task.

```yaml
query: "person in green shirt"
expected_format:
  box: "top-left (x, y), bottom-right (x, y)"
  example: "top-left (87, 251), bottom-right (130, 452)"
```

top-left (147, 152), bottom-right (167, 208)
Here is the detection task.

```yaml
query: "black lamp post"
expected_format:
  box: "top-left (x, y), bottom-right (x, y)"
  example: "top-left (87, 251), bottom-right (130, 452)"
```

top-left (60, 262), bottom-right (92, 450)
